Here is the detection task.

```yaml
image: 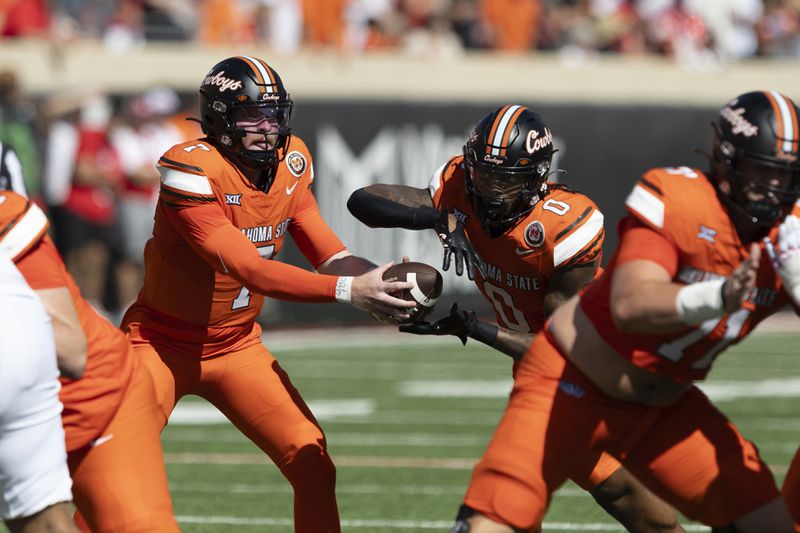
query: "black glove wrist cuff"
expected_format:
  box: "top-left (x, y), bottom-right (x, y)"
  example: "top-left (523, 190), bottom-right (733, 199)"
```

top-left (468, 320), bottom-right (499, 345)
top-left (413, 206), bottom-right (444, 230)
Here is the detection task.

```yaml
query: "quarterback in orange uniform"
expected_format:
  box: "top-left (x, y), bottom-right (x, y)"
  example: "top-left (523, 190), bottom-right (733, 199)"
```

top-left (121, 56), bottom-right (414, 533)
top-left (348, 105), bottom-right (683, 533)
top-left (0, 191), bottom-right (178, 532)
top-left (441, 92), bottom-right (800, 532)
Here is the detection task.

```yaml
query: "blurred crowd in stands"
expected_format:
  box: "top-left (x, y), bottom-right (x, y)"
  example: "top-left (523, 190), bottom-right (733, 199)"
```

top-left (0, 0), bottom-right (798, 64)
top-left (0, 68), bottom-right (201, 318)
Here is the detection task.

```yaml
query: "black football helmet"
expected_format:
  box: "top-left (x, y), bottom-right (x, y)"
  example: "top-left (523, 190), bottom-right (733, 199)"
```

top-left (463, 105), bottom-right (556, 236)
top-left (711, 91), bottom-right (800, 241)
top-left (199, 56), bottom-right (293, 190)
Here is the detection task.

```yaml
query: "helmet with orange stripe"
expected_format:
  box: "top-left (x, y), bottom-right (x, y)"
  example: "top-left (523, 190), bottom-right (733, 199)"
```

top-left (463, 105), bottom-right (555, 236)
top-left (199, 56), bottom-right (293, 189)
top-left (711, 91), bottom-right (800, 240)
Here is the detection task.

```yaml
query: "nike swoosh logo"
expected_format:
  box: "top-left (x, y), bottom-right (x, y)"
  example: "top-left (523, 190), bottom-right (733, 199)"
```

top-left (91, 434), bottom-right (114, 448)
top-left (515, 248), bottom-right (537, 256)
top-left (286, 181), bottom-right (299, 195)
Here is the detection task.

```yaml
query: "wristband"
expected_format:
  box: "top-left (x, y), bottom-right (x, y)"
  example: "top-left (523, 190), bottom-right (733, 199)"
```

top-left (468, 320), bottom-right (499, 345)
top-left (675, 279), bottom-right (725, 325)
top-left (335, 276), bottom-right (353, 304)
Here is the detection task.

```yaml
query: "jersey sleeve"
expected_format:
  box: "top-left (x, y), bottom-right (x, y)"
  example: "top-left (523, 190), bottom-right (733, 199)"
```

top-left (161, 200), bottom-right (339, 303)
top-left (0, 191), bottom-right (49, 261)
top-left (289, 191), bottom-right (347, 268)
top-left (549, 193), bottom-right (605, 270)
top-left (157, 144), bottom-right (218, 208)
top-left (14, 235), bottom-right (69, 290)
top-left (615, 217), bottom-right (679, 275)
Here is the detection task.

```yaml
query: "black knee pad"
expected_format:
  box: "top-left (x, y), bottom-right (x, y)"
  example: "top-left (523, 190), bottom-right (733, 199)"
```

top-left (450, 505), bottom-right (475, 533)
top-left (450, 504), bottom-right (530, 533)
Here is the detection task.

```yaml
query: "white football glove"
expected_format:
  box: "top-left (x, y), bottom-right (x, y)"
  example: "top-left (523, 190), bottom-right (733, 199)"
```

top-left (765, 214), bottom-right (800, 306)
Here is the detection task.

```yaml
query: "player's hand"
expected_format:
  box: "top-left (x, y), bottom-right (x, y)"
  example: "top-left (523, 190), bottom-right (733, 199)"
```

top-left (765, 214), bottom-right (800, 305)
top-left (351, 262), bottom-right (416, 322)
top-left (434, 211), bottom-right (483, 280)
top-left (721, 242), bottom-right (760, 313)
top-left (399, 303), bottom-right (475, 345)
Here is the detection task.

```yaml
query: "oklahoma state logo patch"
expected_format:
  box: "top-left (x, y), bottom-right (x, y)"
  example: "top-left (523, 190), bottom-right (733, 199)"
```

top-left (286, 151), bottom-right (307, 177)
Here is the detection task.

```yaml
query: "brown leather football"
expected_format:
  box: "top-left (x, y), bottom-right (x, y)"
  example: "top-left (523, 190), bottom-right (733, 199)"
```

top-left (382, 261), bottom-right (443, 322)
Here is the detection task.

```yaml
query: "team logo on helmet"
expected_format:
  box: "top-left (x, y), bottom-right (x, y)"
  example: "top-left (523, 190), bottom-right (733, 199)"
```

top-left (720, 106), bottom-right (758, 137)
top-left (526, 128), bottom-right (553, 154)
top-left (203, 71), bottom-right (243, 92)
top-left (523, 221), bottom-right (545, 248)
top-left (286, 151), bottom-right (306, 177)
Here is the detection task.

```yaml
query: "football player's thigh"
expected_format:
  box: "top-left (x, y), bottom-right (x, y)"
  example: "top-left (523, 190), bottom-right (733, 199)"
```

top-left (465, 361), bottom-right (597, 527)
top-left (130, 340), bottom-right (190, 422)
top-left (200, 342), bottom-right (324, 462)
top-left (69, 361), bottom-right (178, 533)
top-left (570, 450), bottom-right (621, 491)
top-left (621, 386), bottom-right (779, 526)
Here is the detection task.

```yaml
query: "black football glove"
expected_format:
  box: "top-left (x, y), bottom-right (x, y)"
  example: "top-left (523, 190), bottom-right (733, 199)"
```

top-left (434, 210), bottom-right (483, 281)
top-left (399, 303), bottom-right (476, 345)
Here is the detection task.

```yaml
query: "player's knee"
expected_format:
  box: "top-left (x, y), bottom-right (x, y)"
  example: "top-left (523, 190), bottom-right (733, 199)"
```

top-left (281, 443), bottom-right (336, 490)
top-left (449, 505), bottom-right (529, 533)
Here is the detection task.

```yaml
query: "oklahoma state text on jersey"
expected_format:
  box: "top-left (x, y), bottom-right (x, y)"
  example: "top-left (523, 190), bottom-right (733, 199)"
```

top-left (429, 156), bottom-right (605, 333)
top-left (0, 191), bottom-right (134, 451)
top-left (581, 166), bottom-right (799, 382)
top-left (123, 136), bottom-right (345, 357)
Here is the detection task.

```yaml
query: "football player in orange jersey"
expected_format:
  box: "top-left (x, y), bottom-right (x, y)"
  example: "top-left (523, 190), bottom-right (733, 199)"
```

top-left (419, 92), bottom-right (800, 533)
top-left (120, 56), bottom-right (415, 533)
top-left (0, 190), bottom-right (178, 532)
top-left (348, 105), bottom-right (684, 533)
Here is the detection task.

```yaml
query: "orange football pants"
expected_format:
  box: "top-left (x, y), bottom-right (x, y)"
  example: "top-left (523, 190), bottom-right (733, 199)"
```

top-left (510, 361), bottom-right (621, 492)
top-left (783, 446), bottom-right (800, 532)
top-left (68, 357), bottom-right (178, 532)
top-left (131, 337), bottom-right (339, 533)
top-left (464, 331), bottom-right (780, 531)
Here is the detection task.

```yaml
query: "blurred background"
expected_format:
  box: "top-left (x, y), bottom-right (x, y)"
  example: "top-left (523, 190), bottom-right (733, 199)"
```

top-left (1, 0), bottom-right (799, 326)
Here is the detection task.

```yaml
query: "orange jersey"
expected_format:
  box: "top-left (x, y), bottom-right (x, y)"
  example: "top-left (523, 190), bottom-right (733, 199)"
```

top-left (0, 191), bottom-right (134, 451)
top-left (581, 166), bottom-right (798, 382)
top-left (429, 156), bottom-right (605, 333)
top-left (123, 136), bottom-right (346, 357)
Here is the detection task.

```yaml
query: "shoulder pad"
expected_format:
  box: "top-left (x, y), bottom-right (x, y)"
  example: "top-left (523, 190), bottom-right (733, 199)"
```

top-left (429, 155), bottom-right (463, 200)
top-left (541, 189), bottom-right (605, 268)
top-left (0, 191), bottom-right (49, 261)
top-left (158, 141), bottom-right (217, 199)
top-left (625, 166), bottom-right (707, 231)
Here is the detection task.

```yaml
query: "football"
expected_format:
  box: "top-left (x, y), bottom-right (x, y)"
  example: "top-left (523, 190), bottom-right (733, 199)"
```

top-left (382, 261), bottom-right (443, 322)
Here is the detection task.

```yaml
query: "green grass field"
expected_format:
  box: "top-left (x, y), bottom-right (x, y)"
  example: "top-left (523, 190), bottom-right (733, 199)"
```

top-left (160, 329), bottom-right (800, 532)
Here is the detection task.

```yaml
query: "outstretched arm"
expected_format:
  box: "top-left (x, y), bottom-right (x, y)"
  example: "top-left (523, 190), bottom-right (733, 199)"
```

top-left (348, 184), bottom-right (484, 279)
top-left (347, 184), bottom-right (438, 229)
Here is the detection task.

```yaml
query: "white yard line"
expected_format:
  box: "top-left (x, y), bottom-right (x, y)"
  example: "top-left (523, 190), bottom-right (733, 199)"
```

top-left (175, 515), bottom-right (711, 531)
top-left (400, 378), bottom-right (800, 403)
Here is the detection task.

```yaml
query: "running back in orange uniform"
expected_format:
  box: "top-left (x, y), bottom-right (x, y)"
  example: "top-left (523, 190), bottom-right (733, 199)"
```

top-left (121, 55), bottom-right (414, 533)
top-left (430, 156), bottom-right (603, 333)
top-left (0, 191), bottom-right (177, 533)
top-left (457, 92), bottom-right (800, 533)
top-left (348, 105), bottom-right (684, 533)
